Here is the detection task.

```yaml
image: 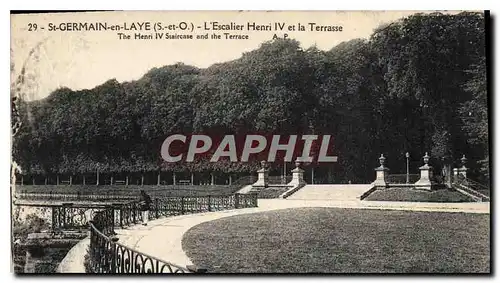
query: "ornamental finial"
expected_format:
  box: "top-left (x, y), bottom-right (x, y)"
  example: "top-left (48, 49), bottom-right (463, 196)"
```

top-left (461, 155), bottom-right (467, 167)
top-left (423, 152), bottom-right (430, 165)
top-left (379, 154), bottom-right (386, 166)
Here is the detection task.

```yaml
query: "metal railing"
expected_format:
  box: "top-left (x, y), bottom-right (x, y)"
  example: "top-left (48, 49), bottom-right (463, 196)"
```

top-left (90, 227), bottom-right (191, 273)
top-left (87, 193), bottom-right (258, 273)
top-left (51, 203), bottom-right (108, 232)
top-left (386, 174), bottom-right (420, 184)
top-left (89, 209), bottom-right (190, 273)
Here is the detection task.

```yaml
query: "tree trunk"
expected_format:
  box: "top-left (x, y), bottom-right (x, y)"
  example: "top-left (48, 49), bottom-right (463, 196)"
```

top-left (56, 175), bottom-right (59, 185)
top-left (157, 172), bottom-right (161, 186)
top-left (229, 175), bottom-right (232, 185)
top-left (69, 176), bottom-right (72, 185)
top-left (96, 169), bottom-right (100, 186)
top-left (126, 175), bottom-right (129, 186)
top-left (211, 173), bottom-right (214, 186)
top-left (191, 173), bottom-right (194, 185)
top-left (311, 167), bottom-right (314, 184)
top-left (21, 175), bottom-right (23, 185)
top-left (44, 177), bottom-right (47, 185)
top-left (141, 174), bottom-right (144, 186)
top-left (173, 172), bottom-right (176, 185)
top-left (445, 163), bottom-right (452, 188)
top-left (32, 177), bottom-right (35, 185)
top-left (83, 175), bottom-right (86, 185)
top-left (110, 175), bottom-right (114, 185)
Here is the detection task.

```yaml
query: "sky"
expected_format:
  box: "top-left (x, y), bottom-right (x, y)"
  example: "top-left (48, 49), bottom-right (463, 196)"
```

top-left (10, 10), bottom-right (466, 100)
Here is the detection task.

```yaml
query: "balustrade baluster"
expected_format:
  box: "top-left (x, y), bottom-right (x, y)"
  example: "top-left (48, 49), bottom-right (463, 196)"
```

top-left (110, 237), bottom-right (119, 273)
top-left (51, 206), bottom-right (57, 231)
top-left (234, 193), bottom-right (240, 209)
top-left (181, 197), bottom-right (185, 215)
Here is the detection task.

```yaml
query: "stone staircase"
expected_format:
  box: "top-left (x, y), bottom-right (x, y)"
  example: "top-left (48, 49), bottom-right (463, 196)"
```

top-left (286, 184), bottom-right (373, 201)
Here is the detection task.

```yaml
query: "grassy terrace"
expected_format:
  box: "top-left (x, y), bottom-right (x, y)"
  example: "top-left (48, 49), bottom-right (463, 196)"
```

top-left (182, 208), bottom-right (490, 273)
top-left (363, 188), bottom-right (475, 202)
top-left (15, 184), bottom-right (243, 198)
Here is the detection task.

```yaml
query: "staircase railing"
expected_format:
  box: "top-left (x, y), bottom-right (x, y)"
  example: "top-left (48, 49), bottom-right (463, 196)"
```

top-left (281, 183), bottom-right (306, 199)
top-left (230, 175), bottom-right (258, 186)
top-left (452, 176), bottom-right (490, 202)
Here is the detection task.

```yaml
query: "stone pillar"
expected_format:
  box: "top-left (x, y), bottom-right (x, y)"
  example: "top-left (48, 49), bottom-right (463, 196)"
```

top-left (414, 152), bottom-right (434, 190)
top-left (253, 161), bottom-right (269, 187)
top-left (24, 248), bottom-right (35, 273)
top-left (373, 154), bottom-right (389, 187)
top-left (288, 161), bottom-right (305, 186)
top-left (457, 155), bottom-right (468, 178)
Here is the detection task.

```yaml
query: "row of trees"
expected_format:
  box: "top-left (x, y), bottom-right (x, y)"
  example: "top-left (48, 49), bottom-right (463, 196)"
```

top-left (12, 12), bottom-right (489, 183)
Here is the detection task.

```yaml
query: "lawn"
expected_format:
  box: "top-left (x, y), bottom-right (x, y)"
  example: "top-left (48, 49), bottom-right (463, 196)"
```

top-left (182, 208), bottom-right (490, 273)
top-left (363, 187), bottom-right (475, 202)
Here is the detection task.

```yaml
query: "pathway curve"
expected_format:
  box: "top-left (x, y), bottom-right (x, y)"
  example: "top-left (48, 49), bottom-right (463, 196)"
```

top-left (113, 199), bottom-right (490, 269)
top-left (59, 199), bottom-right (490, 272)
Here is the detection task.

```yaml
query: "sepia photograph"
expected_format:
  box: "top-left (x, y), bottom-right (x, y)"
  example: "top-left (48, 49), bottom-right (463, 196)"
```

top-left (10, 10), bottom-right (490, 274)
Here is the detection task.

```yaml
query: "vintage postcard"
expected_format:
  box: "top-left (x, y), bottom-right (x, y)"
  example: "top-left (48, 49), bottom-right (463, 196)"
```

top-left (10, 10), bottom-right (490, 274)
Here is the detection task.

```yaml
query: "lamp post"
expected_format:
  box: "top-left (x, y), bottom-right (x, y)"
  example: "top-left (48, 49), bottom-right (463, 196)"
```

top-left (405, 152), bottom-right (410, 184)
top-left (284, 160), bottom-right (287, 184)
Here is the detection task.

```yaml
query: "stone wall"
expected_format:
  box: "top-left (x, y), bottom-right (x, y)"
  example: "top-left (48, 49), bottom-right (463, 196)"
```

top-left (15, 232), bottom-right (86, 274)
